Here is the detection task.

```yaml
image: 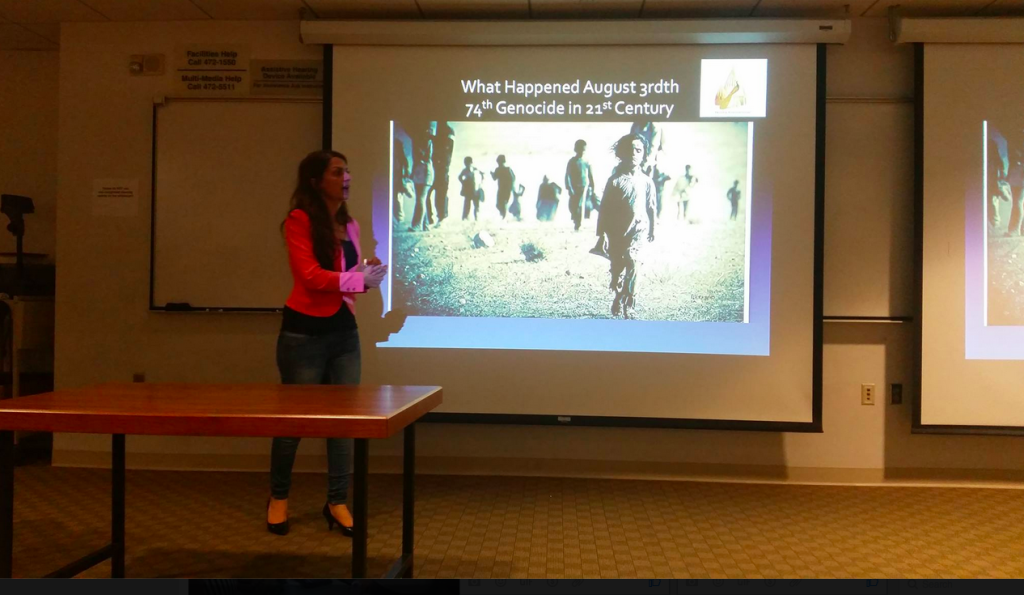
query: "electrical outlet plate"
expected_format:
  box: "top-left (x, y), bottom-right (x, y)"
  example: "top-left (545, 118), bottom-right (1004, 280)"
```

top-left (861, 383), bottom-right (875, 405)
top-left (891, 383), bottom-right (903, 405)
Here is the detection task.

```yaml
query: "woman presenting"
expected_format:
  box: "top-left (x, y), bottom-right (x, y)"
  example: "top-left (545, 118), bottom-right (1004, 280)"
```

top-left (267, 150), bottom-right (387, 537)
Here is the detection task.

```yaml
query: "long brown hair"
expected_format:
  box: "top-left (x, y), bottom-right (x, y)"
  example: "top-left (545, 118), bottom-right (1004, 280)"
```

top-left (284, 150), bottom-right (351, 271)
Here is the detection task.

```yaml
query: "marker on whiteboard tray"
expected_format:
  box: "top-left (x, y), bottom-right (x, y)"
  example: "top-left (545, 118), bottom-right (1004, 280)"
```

top-left (165, 302), bottom-right (195, 311)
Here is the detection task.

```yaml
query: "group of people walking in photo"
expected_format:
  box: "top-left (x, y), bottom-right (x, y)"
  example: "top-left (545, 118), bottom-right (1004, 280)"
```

top-left (393, 121), bottom-right (744, 233)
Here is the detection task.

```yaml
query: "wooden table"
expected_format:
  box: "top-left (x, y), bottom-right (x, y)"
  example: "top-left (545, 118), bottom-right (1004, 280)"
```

top-left (0, 382), bottom-right (442, 579)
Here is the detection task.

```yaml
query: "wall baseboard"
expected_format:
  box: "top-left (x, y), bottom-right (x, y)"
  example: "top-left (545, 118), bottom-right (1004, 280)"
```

top-left (52, 450), bottom-right (1024, 489)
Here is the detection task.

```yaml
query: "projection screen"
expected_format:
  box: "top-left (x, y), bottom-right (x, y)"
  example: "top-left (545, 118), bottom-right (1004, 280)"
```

top-left (324, 23), bottom-right (824, 429)
top-left (920, 43), bottom-right (1024, 433)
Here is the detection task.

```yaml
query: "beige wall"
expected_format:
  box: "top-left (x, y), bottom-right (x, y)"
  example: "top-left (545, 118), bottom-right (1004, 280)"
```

top-left (0, 50), bottom-right (58, 260)
top-left (51, 19), bottom-right (1024, 484)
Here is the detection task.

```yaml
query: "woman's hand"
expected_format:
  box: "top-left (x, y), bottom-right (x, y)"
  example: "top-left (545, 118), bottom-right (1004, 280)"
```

top-left (363, 264), bottom-right (388, 289)
top-left (352, 258), bottom-right (382, 273)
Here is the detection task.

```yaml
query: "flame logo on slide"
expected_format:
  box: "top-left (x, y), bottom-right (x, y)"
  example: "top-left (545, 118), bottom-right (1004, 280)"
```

top-left (715, 68), bottom-right (747, 110)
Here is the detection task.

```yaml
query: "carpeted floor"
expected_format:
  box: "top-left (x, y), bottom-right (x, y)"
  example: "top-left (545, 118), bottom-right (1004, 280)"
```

top-left (8, 465), bottom-right (1023, 578)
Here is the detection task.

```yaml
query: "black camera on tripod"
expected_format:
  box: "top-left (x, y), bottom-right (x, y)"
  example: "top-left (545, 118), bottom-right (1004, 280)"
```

top-left (1, 194), bottom-right (34, 238)
top-left (0, 194), bottom-right (35, 286)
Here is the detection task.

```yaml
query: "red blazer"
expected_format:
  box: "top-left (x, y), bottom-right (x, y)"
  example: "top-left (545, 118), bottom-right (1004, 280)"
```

top-left (283, 209), bottom-right (364, 317)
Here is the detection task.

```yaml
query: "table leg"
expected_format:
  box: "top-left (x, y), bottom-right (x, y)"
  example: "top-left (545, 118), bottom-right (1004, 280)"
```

top-left (112, 434), bottom-right (125, 578)
top-left (402, 424), bottom-right (415, 578)
top-left (1, 430), bottom-right (13, 578)
top-left (352, 438), bottom-right (369, 578)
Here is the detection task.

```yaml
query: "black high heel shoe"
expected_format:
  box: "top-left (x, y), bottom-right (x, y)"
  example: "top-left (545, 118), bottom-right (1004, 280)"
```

top-left (322, 503), bottom-right (354, 537)
top-left (267, 498), bottom-right (289, 536)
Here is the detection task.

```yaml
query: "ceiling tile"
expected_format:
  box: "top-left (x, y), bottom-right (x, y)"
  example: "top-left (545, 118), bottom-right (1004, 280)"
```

top-left (78, 0), bottom-right (211, 21)
top-left (304, 0), bottom-right (421, 19)
top-left (642, 0), bottom-right (757, 18)
top-left (418, 0), bottom-right (529, 18)
top-left (979, 0), bottom-right (1024, 15)
top-left (21, 22), bottom-right (61, 44)
top-left (753, 0), bottom-right (876, 18)
top-left (0, 0), bottom-right (106, 23)
top-left (531, 0), bottom-right (644, 18)
top-left (864, 0), bottom-right (995, 17)
top-left (0, 23), bottom-right (59, 49)
top-left (189, 0), bottom-right (309, 20)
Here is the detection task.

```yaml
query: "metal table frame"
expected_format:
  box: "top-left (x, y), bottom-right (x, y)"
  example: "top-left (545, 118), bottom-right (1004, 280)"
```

top-left (0, 426), bottom-right (417, 578)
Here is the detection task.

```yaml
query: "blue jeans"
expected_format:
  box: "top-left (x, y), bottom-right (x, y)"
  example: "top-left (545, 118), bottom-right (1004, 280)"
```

top-left (270, 328), bottom-right (361, 505)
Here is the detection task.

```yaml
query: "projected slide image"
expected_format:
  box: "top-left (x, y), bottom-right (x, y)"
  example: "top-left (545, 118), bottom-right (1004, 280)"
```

top-left (390, 120), bottom-right (751, 323)
top-left (984, 121), bottom-right (1024, 326)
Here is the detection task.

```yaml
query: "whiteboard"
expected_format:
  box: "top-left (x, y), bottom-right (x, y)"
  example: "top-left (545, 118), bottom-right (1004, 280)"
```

top-left (823, 101), bottom-right (915, 317)
top-left (151, 98), bottom-right (322, 310)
